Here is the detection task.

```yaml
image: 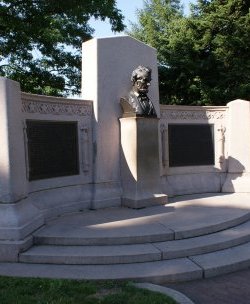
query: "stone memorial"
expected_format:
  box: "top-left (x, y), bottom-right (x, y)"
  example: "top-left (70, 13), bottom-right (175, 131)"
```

top-left (0, 35), bottom-right (250, 263)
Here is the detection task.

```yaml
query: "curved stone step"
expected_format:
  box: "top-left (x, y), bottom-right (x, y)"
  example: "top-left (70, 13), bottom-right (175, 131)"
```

top-left (172, 212), bottom-right (250, 240)
top-left (0, 258), bottom-right (203, 283)
top-left (19, 243), bottom-right (162, 265)
top-left (33, 222), bottom-right (174, 246)
top-left (20, 220), bottom-right (250, 265)
top-left (155, 219), bottom-right (250, 259)
top-left (16, 241), bottom-right (250, 283)
top-left (33, 193), bottom-right (250, 246)
top-left (9, 194), bottom-right (250, 283)
top-left (190, 241), bottom-right (250, 278)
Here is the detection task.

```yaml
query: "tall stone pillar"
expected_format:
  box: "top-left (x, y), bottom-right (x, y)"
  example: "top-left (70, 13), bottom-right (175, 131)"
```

top-left (0, 77), bottom-right (27, 202)
top-left (0, 78), bottom-right (43, 261)
top-left (82, 36), bottom-right (163, 208)
top-left (222, 99), bottom-right (250, 192)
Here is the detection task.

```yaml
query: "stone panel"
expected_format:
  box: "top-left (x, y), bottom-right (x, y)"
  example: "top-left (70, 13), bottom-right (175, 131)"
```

top-left (26, 120), bottom-right (79, 180)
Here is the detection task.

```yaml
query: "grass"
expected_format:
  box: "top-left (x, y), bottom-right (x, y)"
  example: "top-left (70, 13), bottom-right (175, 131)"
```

top-left (0, 277), bottom-right (177, 304)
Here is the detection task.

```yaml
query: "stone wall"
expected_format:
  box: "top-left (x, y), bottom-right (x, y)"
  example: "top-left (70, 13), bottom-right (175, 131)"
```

top-left (21, 92), bottom-right (94, 218)
top-left (0, 77), bottom-right (94, 253)
top-left (160, 105), bottom-right (228, 196)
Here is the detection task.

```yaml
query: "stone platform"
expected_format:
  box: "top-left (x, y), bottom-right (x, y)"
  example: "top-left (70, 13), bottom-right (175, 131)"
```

top-left (2, 193), bottom-right (250, 283)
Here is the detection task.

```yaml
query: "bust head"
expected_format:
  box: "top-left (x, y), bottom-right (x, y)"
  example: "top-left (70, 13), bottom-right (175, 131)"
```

top-left (131, 66), bottom-right (152, 95)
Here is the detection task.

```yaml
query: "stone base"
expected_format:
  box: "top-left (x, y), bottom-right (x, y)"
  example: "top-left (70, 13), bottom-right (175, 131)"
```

top-left (89, 181), bottom-right (122, 209)
top-left (222, 173), bottom-right (250, 193)
top-left (163, 173), bottom-right (226, 197)
top-left (25, 182), bottom-right (121, 218)
top-left (0, 200), bottom-right (44, 240)
top-left (122, 194), bottom-right (168, 209)
top-left (0, 237), bottom-right (33, 262)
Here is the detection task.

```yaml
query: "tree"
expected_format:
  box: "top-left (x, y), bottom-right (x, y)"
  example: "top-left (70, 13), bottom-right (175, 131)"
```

top-left (187, 0), bottom-right (250, 105)
top-left (0, 0), bottom-right (124, 96)
top-left (129, 0), bottom-right (250, 105)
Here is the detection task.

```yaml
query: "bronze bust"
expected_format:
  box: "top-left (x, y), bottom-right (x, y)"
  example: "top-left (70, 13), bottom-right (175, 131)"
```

top-left (121, 66), bottom-right (157, 117)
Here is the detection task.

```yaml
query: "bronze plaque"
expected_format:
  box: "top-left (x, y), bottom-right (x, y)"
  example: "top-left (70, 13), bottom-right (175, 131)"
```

top-left (168, 124), bottom-right (214, 167)
top-left (26, 120), bottom-right (79, 180)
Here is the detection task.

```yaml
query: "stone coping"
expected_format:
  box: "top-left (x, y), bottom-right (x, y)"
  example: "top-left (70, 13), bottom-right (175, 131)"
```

top-left (134, 283), bottom-right (195, 304)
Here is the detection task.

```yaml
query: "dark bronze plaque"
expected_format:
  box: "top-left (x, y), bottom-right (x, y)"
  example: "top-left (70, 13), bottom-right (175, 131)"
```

top-left (168, 124), bottom-right (214, 167)
top-left (26, 120), bottom-right (79, 180)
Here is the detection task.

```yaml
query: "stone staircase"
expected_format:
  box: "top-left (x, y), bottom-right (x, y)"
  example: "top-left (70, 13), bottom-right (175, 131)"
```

top-left (12, 193), bottom-right (250, 283)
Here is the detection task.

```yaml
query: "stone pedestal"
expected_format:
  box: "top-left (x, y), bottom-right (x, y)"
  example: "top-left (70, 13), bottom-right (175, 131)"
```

top-left (120, 117), bottom-right (167, 208)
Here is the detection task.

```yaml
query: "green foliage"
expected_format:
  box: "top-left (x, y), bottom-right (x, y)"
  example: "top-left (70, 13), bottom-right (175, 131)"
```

top-left (129, 0), bottom-right (250, 105)
top-left (0, 0), bottom-right (124, 96)
top-left (0, 277), bottom-right (176, 304)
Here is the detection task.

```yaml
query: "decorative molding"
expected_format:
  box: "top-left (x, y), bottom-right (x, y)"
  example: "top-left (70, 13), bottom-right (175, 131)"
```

top-left (160, 124), bottom-right (168, 168)
top-left (22, 100), bottom-right (92, 116)
top-left (161, 110), bottom-right (226, 121)
top-left (21, 93), bottom-right (92, 117)
top-left (79, 124), bottom-right (90, 174)
top-left (218, 126), bottom-right (226, 164)
top-left (22, 121), bottom-right (30, 180)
